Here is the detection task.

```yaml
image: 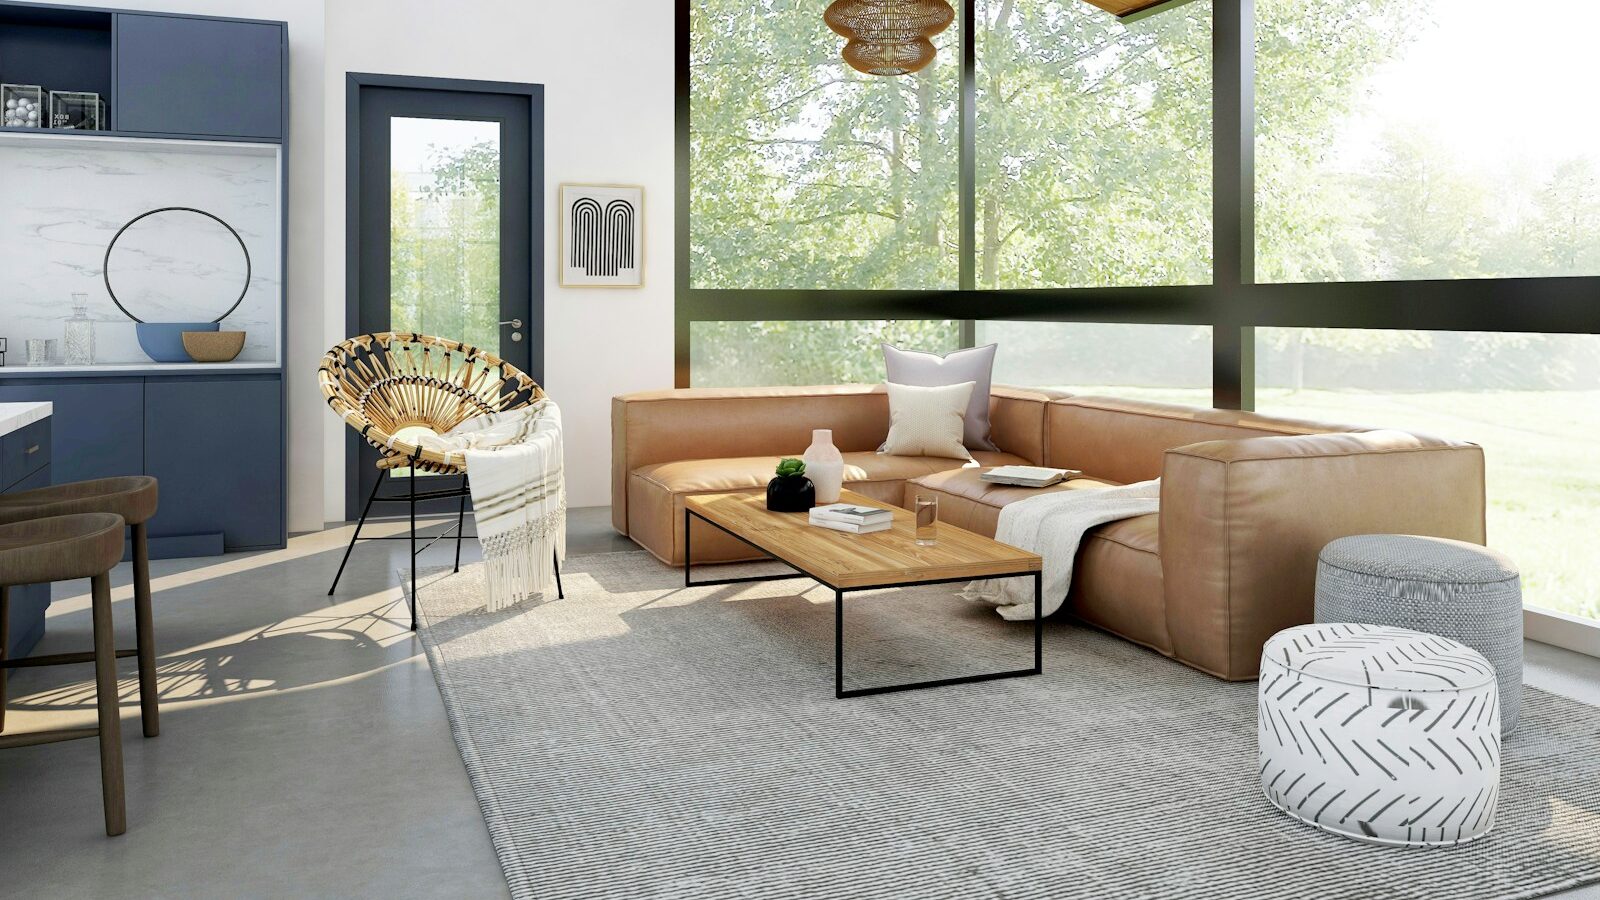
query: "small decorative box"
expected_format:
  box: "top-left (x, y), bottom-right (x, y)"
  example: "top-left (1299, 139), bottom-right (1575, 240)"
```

top-left (2, 84), bottom-right (45, 128)
top-left (49, 90), bottom-right (103, 130)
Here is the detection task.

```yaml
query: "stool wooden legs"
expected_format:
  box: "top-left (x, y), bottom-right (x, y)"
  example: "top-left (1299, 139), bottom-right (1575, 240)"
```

top-left (90, 572), bottom-right (126, 837)
top-left (132, 524), bottom-right (158, 739)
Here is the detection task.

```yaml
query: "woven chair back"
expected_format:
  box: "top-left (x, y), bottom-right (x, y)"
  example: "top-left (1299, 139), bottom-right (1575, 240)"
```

top-left (319, 332), bottom-right (546, 473)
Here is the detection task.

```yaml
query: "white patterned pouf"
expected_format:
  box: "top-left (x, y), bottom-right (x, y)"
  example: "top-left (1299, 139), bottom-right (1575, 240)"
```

top-left (1259, 624), bottom-right (1501, 847)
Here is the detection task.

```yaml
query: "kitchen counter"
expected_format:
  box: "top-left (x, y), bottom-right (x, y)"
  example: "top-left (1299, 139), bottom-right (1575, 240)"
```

top-left (0, 401), bottom-right (51, 434)
top-left (0, 362), bottom-right (280, 379)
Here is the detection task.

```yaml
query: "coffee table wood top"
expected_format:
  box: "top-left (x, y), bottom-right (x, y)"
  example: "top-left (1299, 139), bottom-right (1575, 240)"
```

top-left (685, 490), bottom-right (1042, 590)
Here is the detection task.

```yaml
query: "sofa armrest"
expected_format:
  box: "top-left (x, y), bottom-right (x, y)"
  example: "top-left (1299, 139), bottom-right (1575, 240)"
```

top-left (1158, 430), bottom-right (1486, 680)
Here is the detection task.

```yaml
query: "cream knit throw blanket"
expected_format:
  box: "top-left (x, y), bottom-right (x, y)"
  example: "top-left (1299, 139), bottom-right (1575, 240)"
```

top-left (960, 479), bottom-right (1160, 621)
top-left (419, 400), bottom-right (566, 611)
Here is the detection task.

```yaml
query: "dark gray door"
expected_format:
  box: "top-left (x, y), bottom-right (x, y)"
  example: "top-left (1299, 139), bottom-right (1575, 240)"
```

top-left (349, 81), bottom-right (541, 516)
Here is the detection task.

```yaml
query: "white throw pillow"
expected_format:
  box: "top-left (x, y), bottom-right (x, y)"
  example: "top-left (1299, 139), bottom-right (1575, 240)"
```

top-left (882, 343), bottom-right (999, 451)
top-left (883, 382), bottom-right (976, 461)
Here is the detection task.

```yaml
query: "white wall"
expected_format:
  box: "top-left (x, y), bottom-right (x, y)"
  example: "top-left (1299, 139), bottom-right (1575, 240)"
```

top-left (56, 0), bottom-right (674, 530)
top-left (322, 0), bottom-right (676, 521)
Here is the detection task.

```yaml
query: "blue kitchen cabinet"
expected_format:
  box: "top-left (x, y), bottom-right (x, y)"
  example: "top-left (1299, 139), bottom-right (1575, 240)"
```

top-left (114, 13), bottom-right (284, 139)
top-left (2, 419), bottom-right (51, 660)
top-left (143, 375), bottom-right (282, 550)
top-left (0, 380), bottom-right (143, 484)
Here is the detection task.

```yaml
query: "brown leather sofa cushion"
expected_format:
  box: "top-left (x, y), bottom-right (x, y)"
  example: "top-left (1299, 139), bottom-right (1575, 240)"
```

top-left (629, 449), bottom-right (1029, 566)
top-left (611, 384), bottom-right (1063, 535)
top-left (1067, 512), bottom-right (1170, 656)
top-left (1048, 396), bottom-right (1362, 484)
top-left (902, 467), bottom-right (1120, 536)
top-left (905, 467), bottom-right (1170, 655)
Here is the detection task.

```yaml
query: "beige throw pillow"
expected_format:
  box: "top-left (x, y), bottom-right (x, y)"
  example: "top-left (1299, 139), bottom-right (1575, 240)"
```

top-left (883, 381), bottom-right (976, 460)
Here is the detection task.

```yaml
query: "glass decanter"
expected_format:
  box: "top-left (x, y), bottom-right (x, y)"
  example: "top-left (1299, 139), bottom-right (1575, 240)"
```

top-left (64, 292), bottom-right (96, 366)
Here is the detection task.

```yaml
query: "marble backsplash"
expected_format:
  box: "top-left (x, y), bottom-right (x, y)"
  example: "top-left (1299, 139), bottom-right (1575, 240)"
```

top-left (0, 139), bottom-right (280, 365)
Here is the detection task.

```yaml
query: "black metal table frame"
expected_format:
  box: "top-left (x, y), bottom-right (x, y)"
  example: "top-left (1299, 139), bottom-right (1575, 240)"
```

top-left (684, 508), bottom-right (1042, 699)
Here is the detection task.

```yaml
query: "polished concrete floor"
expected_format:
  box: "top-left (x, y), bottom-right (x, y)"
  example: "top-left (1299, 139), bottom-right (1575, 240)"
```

top-left (0, 508), bottom-right (1597, 899)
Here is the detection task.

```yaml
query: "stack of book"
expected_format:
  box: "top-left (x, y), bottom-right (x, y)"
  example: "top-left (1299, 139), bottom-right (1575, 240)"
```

top-left (808, 503), bottom-right (893, 534)
top-left (979, 465), bottom-right (1081, 488)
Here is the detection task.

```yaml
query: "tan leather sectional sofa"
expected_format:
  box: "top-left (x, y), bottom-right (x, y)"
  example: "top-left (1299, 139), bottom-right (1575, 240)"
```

top-left (611, 385), bottom-right (1486, 680)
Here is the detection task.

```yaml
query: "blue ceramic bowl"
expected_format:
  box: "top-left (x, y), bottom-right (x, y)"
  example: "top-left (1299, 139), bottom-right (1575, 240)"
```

top-left (136, 322), bottom-right (219, 363)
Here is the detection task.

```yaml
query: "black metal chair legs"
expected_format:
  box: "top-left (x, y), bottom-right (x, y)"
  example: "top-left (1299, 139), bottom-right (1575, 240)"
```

top-left (328, 470), bottom-right (565, 630)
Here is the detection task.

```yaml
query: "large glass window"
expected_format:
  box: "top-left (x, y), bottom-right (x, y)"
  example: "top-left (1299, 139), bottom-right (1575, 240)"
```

top-left (976, 1), bottom-right (1212, 288)
top-left (1257, 0), bottom-right (1600, 283)
top-left (1257, 328), bottom-right (1600, 622)
top-left (691, 320), bottom-right (960, 387)
top-left (689, 0), bottom-right (960, 289)
top-left (976, 322), bottom-right (1212, 404)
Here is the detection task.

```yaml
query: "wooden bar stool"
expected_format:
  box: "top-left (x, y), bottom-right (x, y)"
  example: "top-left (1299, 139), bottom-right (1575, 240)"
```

top-left (0, 476), bottom-right (161, 738)
top-left (0, 513), bottom-right (130, 836)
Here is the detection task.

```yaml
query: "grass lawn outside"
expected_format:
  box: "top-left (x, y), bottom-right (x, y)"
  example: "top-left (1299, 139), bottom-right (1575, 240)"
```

top-left (1053, 386), bottom-right (1600, 623)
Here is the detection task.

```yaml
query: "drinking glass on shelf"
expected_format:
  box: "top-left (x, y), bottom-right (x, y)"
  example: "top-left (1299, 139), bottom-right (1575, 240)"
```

top-left (25, 338), bottom-right (56, 366)
top-left (915, 494), bottom-right (938, 546)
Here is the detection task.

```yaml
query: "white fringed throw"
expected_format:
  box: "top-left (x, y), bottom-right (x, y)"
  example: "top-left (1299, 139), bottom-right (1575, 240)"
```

top-left (960, 479), bottom-right (1160, 621)
top-left (419, 400), bottom-right (566, 611)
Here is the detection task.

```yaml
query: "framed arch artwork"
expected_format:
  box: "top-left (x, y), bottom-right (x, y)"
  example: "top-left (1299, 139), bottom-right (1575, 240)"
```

top-left (559, 183), bottom-right (644, 287)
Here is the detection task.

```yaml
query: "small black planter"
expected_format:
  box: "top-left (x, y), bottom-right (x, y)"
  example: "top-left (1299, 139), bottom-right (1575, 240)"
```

top-left (766, 475), bottom-right (816, 512)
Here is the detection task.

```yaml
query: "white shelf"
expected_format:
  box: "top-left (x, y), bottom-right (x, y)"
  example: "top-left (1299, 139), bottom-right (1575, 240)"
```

top-left (0, 362), bottom-right (281, 377)
top-left (0, 128), bottom-right (280, 157)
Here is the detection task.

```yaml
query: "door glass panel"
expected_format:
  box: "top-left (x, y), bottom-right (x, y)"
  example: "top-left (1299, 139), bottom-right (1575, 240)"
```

top-left (388, 117), bottom-right (502, 477)
top-left (389, 117), bottom-right (503, 352)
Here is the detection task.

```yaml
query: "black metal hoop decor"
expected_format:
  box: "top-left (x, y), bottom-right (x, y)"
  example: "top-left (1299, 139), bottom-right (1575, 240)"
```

top-left (102, 206), bottom-right (252, 325)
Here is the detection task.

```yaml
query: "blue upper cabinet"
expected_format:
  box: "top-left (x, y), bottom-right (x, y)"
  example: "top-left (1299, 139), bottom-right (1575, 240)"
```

top-left (114, 13), bottom-right (284, 139)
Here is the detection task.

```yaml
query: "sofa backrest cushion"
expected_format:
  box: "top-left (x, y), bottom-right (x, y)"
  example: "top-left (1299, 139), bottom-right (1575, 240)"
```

top-left (610, 384), bottom-right (1066, 533)
top-left (1046, 396), bottom-right (1364, 484)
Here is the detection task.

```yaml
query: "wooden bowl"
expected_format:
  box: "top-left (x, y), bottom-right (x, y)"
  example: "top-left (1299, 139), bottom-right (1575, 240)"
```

top-left (182, 330), bottom-right (246, 363)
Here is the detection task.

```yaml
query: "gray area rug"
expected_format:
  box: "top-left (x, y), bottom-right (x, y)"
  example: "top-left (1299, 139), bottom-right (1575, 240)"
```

top-left (411, 551), bottom-right (1600, 900)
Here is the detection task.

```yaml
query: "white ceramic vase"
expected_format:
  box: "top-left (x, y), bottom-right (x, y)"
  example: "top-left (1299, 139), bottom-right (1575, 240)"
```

top-left (803, 429), bottom-right (844, 504)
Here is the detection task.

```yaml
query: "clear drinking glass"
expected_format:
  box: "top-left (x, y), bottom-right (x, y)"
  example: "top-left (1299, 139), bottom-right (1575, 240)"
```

top-left (915, 494), bottom-right (938, 546)
top-left (25, 338), bottom-right (55, 366)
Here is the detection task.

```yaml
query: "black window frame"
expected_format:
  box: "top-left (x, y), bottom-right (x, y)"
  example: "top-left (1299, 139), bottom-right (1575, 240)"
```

top-left (674, 0), bottom-right (1600, 405)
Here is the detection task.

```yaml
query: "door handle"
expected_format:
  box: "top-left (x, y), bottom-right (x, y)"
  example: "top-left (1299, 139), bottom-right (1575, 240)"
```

top-left (499, 319), bottom-right (523, 329)
top-left (500, 319), bottom-right (524, 343)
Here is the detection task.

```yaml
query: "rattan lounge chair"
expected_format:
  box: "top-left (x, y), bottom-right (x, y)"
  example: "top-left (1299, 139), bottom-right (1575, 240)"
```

top-left (318, 332), bottom-right (561, 628)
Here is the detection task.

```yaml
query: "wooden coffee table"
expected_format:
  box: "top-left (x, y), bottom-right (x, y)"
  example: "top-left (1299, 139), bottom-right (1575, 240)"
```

top-left (684, 490), bottom-right (1043, 698)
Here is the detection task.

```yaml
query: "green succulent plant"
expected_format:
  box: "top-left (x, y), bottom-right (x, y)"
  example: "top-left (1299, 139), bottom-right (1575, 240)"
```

top-left (774, 457), bottom-right (806, 478)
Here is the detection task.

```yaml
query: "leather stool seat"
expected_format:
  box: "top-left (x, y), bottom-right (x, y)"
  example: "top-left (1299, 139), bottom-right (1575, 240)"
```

top-left (0, 476), bottom-right (159, 527)
top-left (0, 513), bottom-right (125, 584)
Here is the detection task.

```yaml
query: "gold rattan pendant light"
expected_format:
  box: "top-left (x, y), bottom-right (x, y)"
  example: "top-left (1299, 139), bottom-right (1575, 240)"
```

top-left (824, 0), bottom-right (955, 77)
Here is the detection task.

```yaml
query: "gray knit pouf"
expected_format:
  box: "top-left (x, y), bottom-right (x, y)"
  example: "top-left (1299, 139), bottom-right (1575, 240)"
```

top-left (1315, 534), bottom-right (1523, 734)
